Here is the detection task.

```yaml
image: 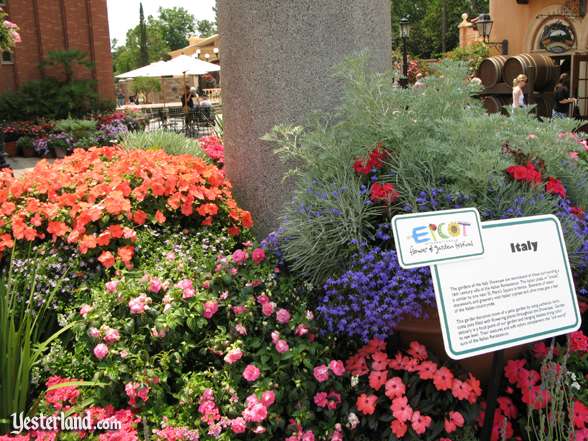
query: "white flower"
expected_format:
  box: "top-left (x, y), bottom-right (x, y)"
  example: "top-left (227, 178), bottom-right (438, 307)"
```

top-left (351, 376), bottom-right (359, 387)
top-left (347, 412), bottom-right (359, 429)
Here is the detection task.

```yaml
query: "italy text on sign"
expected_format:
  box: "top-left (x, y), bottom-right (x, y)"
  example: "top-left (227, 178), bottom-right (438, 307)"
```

top-left (432, 215), bottom-right (581, 360)
top-left (391, 208), bottom-right (485, 269)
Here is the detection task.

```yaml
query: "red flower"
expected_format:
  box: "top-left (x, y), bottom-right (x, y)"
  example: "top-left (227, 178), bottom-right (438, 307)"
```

top-left (504, 359), bottom-right (526, 384)
top-left (466, 373), bottom-right (482, 403)
top-left (433, 367), bottom-right (454, 391)
top-left (368, 370), bottom-right (388, 391)
top-left (451, 379), bottom-right (472, 401)
top-left (98, 251), bottom-right (115, 268)
top-left (353, 159), bottom-right (371, 175)
top-left (417, 361), bottom-right (438, 380)
top-left (407, 341), bottom-right (428, 360)
top-left (390, 419), bottom-right (407, 438)
top-left (371, 351), bottom-right (389, 370)
top-left (391, 396), bottom-right (413, 422)
top-left (545, 176), bottom-right (567, 198)
top-left (570, 331), bottom-right (588, 352)
top-left (497, 397), bottom-right (518, 419)
top-left (575, 400), bottom-right (588, 429)
top-left (571, 206), bottom-right (586, 219)
top-left (506, 162), bottom-right (542, 185)
top-left (384, 377), bottom-right (405, 400)
top-left (356, 393), bottom-right (378, 415)
top-left (411, 411), bottom-right (432, 435)
top-left (370, 182), bottom-right (399, 204)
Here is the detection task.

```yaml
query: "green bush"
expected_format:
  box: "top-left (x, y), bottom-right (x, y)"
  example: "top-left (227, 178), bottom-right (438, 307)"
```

top-left (120, 129), bottom-right (208, 159)
top-left (55, 118), bottom-right (98, 139)
top-left (265, 57), bottom-right (588, 284)
top-left (445, 42), bottom-right (490, 75)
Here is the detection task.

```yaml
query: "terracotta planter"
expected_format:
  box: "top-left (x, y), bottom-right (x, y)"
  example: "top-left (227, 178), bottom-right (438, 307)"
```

top-left (396, 307), bottom-right (528, 385)
top-left (21, 145), bottom-right (36, 158)
top-left (4, 141), bottom-right (18, 157)
top-left (52, 146), bottom-right (67, 158)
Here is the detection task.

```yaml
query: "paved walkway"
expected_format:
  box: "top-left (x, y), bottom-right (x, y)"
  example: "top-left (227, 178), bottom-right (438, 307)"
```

top-left (6, 157), bottom-right (51, 178)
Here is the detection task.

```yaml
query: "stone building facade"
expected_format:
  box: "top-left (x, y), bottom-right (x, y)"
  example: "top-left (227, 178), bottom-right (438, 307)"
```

top-left (0, 0), bottom-right (115, 100)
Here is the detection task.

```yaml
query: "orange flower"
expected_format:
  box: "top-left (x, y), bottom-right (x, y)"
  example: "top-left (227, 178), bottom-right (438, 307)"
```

top-left (47, 221), bottom-right (69, 239)
top-left (155, 210), bottom-right (166, 224)
top-left (132, 210), bottom-right (147, 225)
top-left (117, 245), bottom-right (134, 263)
top-left (356, 393), bottom-right (378, 415)
top-left (98, 251), bottom-right (115, 268)
top-left (368, 370), bottom-right (387, 391)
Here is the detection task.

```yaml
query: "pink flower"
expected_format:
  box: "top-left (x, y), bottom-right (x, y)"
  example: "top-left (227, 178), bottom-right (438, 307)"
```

top-left (176, 279), bottom-right (193, 290)
top-left (243, 402), bottom-right (267, 422)
top-left (93, 343), bottom-right (108, 360)
top-left (103, 328), bottom-right (120, 344)
top-left (224, 348), bottom-right (244, 364)
top-left (261, 390), bottom-right (276, 407)
top-left (203, 300), bottom-right (219, 319)
top-left (182, 287), bottom-right (195, 299)
top-left (88, 327), bottom-right (100, 339)
top-left (301, 431), bottom-right (315, 441)
top-left (105, 280), bottom-right (119, 293)
top-left (80, 304), bottom-right (92, 318)
top-left (329, 360), bottom-right (345, 376)
top-left (295, 324), bottom-right (309, 336)
top-left (314, 392), bottom-right (328, 408)
top-left (129, 294), bottom-right (151, 314)
top-left (313, 364), bottom-right (329, 383)
top-left (271, 330), bottom-right (281, 343)
top-left (232, 249), bottom-right (248, 265)
top-left (253, 426), bottom-right (266, 434)
top-left (257, 294), bottom-right (270, 304)
top-left (275, 339), bottom-right (289, 353)
top-left (252, 248), bottom-right (266, 264)
top-left (276, 308), bottom-right (291, 324)
top-left (243, 364), bottom-right (261, 382)
top-left (231, 417), bottom-right (247, 434)
top-left (262, 302), bottom-right (275, 316)
top-left (570, 151), bottom-right (580, 160)
top-left (165, 251), bottom-right (176, 260)
top-left (148, 278), bottom-right (162, 293)
top-left (527, 134), bottom-right (537, 140)
top-left (232, 305), bottom-right (247, 315)
top-left (236, 323), bottom-right (247, 335)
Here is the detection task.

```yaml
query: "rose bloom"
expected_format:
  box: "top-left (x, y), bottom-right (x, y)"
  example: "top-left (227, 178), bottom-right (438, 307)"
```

top-left (203, 300), bottom-right (219, 319)
top-left (271, 330), bottom-right (280, 343)
top-left (256, 294), bottom-right (270, 305)
top-left (182, 287), bottom-right (195, 299)
top-left (235, 323), bottom-right (247, 335)
top-left (295, 324), bottom-right (309, 336)
top-left (261, 390), bottom-right (276, 407)
top-left (232, 249), bottom-right (249, 265)
top-left (103, 328), bottom-right (120, 344)
top-left (231, 417), bottom-right (247, 434)
top-left (329, 360), bottom-right (345, 376)
top-left (276, 308), bottom-right (291, 324)
top-left (243, 402), bottom-right (267, 423)
top-left (224, 348), bottom-right (244, 364)
top-left (252, 248), bottom-right (266, 264)
top-left (148, 278), bottom-right (162, 293)
top-left (261, 302), bottom-right (275, 317)
top-left (93, 343), bottom-right (109, 360)
top-left (313, 364), bottom-right (329, 383)
top-left (275, 339), bottom-right (289, 353)
top-left (105, 280), bottom-right (119, 293)
top-left (79, 304), bottom-right (92, 318)
top-left (243, 364), bottom-right (261, 382)
top-left (88, 327), bottom-right (100, 339)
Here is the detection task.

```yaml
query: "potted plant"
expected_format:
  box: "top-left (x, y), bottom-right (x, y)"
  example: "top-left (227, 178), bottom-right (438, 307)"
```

top-left (47, 133), bottom-right (73, 158)
top-left (17, 136), bottom-right (35, 157)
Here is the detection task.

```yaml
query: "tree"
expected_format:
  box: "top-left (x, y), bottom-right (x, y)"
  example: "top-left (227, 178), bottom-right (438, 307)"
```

top-left (139, 2), bottom-right (149, 67)
top-left (131, 77), bottom-right (161, 104)
top-left (390, 0), bottom-right (489, 58)
top-left (196, 19), bottom-right (217, 38)
top-left (158, 7), bottom-right (196, 50)
top-left (41, 49), bottom-right (94, 83)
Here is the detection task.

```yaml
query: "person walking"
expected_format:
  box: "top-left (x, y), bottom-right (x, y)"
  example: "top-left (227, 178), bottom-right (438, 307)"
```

top-left (512, 74), bottom-right (528, 110)
top-left (553, 73), bottom-right (577, 118)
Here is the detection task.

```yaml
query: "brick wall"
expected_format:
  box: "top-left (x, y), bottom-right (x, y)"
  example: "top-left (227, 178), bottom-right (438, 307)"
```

top-left (0, 0), bottom-right (115, 101)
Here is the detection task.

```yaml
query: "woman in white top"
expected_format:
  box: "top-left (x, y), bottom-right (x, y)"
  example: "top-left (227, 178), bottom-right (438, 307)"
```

top-left (512, 74), bottom-right (528, 110)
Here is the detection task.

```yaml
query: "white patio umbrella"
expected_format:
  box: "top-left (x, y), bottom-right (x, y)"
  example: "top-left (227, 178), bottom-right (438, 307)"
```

top-left (115, 61), bottom-right (168, 79)
top-left (154, 55), bottom-right (220, 76)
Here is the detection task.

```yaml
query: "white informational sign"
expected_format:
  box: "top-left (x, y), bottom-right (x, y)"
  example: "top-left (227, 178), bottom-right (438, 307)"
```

top-left (391, 208), bottom-right (485, 269)
top-left (432, 215), bottom-right (581, 360)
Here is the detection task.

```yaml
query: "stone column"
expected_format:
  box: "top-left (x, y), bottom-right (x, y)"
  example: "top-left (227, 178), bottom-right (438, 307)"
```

top-left (218, 0), bottom-right (391, 237)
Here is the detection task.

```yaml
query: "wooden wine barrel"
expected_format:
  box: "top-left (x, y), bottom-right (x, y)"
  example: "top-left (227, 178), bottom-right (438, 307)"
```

top-left (502, 53), bottom-right (559, 91)
top-left (477, 55), bottom-right (508, 89)
top-left (482, 95), bottom-right (512, 114)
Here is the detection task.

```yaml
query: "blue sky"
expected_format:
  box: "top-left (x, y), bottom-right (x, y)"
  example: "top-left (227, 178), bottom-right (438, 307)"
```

top-left (107, 0), bottom-right (216, 44)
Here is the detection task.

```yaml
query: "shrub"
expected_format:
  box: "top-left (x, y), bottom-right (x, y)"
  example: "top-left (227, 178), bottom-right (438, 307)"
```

top-left (120, 129), bottom-right (208, 159)
top-left (445, 42), bottom-right (490, 75)
top-left (266, 58), bottom-right (588, 294)
top-left (0, 147), bottom-right (252, 268)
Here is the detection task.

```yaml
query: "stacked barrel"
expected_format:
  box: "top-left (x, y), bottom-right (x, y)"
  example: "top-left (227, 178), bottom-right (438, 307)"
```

top-left (477, 53), bottom-right (559, 117)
